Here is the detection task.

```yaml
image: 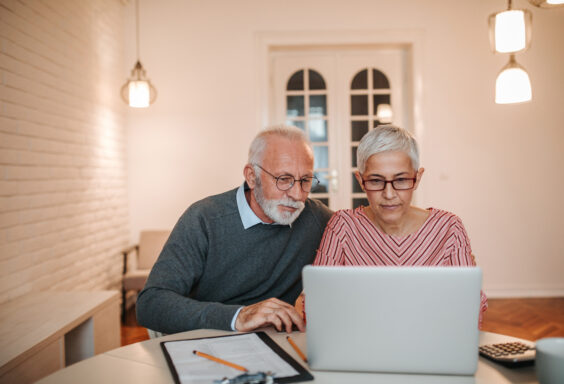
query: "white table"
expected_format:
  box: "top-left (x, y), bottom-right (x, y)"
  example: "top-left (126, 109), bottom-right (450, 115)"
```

top-left (36, 329), bottom-right (538, 384)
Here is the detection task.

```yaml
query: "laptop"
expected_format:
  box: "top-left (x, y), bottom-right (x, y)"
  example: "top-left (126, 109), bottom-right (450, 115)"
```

top-left (302, 266), bottom-right (482, 375)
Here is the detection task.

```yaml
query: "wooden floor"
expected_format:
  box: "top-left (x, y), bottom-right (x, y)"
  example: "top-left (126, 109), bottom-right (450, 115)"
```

top-left (121, 306), bottom-right (150, 346)
top-left (121, 297), bottom-right (564, 346)
top-left (479, 297), bottom-right (564, 341)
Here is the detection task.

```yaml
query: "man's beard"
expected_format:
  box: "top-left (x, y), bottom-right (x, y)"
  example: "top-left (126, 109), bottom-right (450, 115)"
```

top-left (253, 179), bottom-right (305, 225)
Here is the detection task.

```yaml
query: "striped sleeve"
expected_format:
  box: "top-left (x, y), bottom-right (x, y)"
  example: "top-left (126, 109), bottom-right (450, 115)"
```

top-left (450, 215), bottom-right (473, 266)
top-left (448, 214), bottom-right (488, 327)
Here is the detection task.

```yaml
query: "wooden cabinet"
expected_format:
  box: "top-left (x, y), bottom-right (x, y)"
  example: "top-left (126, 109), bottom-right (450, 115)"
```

top-left (0, 291), bottom-right (120, 384)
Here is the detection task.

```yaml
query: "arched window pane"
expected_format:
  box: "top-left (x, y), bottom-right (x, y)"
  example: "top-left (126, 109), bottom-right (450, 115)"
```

top-left (309, 69), bottom-right (326, 90)
top-left (309, 95), bottom-right (327, 116)
top-left (286, 120), bottom-right (305, 130)
top-left (313, 171), bottom-right (329, 193)
top-left (309, 120), bottom-right (327, 142)
top-left (287, 70), bottom-right (304, 90)
top-left (350, 67), bottom-right (392, 208)
top-left (284, 67), bottom-right (330, 207)
top-left (351, 95), bottom-right (368, 115)
top-left (314, 146), bottom-right (329, 169)
top-left (373, 94), bottom-right (391, 117)
top-left (286, 96), bottom-right (304, 117)
top-left (353, 198), bottom-right (369, 209)
top-left (351, 121), bottom-right (368, 141)
top-left (372, 69), bottom-right (390, 89)
top-left (351, 69), bottom-right (368, 89)
top-left (352, 173), bottom-right (363, 193)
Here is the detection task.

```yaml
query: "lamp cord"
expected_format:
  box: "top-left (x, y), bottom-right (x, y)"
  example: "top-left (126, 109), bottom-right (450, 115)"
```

top-left (135, 0), bottom-right (140, 61)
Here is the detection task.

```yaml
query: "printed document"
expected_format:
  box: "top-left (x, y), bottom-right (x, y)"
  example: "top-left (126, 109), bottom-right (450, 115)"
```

top-left (162, 333), bottom-right (299, 384)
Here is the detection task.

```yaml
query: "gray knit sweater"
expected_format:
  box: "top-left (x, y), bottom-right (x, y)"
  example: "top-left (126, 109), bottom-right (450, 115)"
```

top-left (136, 186), bottom-right (333, 334)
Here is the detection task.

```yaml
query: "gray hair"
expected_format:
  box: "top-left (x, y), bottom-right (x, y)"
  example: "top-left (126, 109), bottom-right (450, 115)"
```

top-left (248, 124), bottom-right (310, 166)
top-left (357, 125), bottom-right (419, 173)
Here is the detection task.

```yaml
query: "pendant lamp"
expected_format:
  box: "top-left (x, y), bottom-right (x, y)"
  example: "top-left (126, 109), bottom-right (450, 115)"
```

top-left (488, 0), bottom-right (562, 104)
top-left (488, 0), bottom-right (532, 53)
top-left (121, 0), bottom-right (157, 108)
top-left (495, 54), bottom-right (532, 104)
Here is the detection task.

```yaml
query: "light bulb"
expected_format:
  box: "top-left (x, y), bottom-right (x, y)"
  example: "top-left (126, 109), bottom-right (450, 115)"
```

top-left (129, 81), bottom-right (150, 108)
top-left (376, 104), bottom-right (393, 123)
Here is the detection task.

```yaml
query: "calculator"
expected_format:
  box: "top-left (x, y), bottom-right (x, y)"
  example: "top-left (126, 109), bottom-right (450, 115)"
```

top-left (478, 341), bottom-right (535, 368)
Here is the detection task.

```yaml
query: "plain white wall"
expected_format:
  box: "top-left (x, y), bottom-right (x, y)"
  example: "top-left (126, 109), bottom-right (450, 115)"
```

top-left (125, 0), bottom-right (564, 297)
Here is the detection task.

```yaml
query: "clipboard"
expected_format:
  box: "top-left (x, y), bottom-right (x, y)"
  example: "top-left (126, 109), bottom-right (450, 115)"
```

top-left (161, 332), bottom-right (314, 384)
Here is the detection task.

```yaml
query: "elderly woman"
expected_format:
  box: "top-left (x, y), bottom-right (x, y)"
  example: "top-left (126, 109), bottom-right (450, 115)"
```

top-left (311, 125), bottom-right (488, 324)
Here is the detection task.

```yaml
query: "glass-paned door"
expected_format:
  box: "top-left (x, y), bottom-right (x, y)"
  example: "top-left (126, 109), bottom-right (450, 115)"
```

top-left (284, 68), bottom-right (330, 206)
top-left (350, 68), bottom-right (392, 209)
top-left (272, 55), bottom-right (337, 207)
top-left (271, 48), bottom-right (407, 210)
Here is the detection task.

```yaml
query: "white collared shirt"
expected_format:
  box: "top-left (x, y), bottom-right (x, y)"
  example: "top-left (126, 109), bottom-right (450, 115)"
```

top-left (236, 183), bottom-right (269, 229)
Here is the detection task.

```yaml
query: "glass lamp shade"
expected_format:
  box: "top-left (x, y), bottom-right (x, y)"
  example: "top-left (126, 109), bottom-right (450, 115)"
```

top-left (495, 56), bottom-right (532, 104)
top-left (528, 0), bottom-right (564, 7)
top-left (128, 81), bottom-right (150, 108)
top-left (376, 103), bottom-right (393, 124)
top-left (488, 9), bottom-right (532, 53)
top-left (121, 60), bottom-right (157, 108)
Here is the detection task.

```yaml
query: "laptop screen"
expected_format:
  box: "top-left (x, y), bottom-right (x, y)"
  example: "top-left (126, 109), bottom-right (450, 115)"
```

top-left (303, 266), bottom-right (482, 375)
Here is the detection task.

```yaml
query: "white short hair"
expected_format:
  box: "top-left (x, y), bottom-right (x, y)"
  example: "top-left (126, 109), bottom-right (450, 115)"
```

top-left (248, 124), bottom-right (310, 165)
top-left (357, 125), bottom-right (419, 173)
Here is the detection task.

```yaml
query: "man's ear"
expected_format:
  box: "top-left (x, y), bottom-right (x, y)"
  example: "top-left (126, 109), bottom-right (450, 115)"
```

top-left (244, 164), bottom-right (257, 189)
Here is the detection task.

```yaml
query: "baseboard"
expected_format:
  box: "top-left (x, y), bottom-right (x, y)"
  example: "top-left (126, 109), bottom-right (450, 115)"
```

top-left (485, 288), bottom-right (564, 298)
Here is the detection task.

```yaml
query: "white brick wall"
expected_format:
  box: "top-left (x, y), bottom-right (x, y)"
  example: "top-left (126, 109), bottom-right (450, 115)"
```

top-left (0, 0), bottom-right (128, 305)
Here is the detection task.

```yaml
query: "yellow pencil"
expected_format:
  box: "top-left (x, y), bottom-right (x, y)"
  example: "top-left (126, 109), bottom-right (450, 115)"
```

top-left (286, 336), bottom-right (308, 363)
top-left (193, 350), bottom-right (248, 372)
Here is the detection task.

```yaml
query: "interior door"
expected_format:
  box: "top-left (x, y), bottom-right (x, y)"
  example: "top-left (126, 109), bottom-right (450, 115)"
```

top-left (271, 47), bottom-right (407, 210)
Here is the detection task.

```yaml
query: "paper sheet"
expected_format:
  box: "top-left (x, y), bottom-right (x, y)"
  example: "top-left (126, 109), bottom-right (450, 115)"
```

top-left (163, 333), bottom-right (299, 384)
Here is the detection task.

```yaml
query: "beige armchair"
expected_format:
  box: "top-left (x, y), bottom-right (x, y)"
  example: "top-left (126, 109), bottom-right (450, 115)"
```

top-left (122, 230), bottom-right (170, 322)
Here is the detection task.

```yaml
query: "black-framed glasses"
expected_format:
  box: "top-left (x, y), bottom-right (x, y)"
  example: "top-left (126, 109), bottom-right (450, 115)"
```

top-left (361, 176), bottom-right (417, 191)
top-left (254, 164), bottom-right (319, 192)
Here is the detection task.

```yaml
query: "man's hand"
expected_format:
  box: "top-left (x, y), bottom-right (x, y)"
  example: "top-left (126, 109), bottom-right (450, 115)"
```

top-left (235, 298), bottom-right (305, 333)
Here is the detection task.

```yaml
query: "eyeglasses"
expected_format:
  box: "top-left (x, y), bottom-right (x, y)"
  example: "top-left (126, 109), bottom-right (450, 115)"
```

top-left (361, 176), bottom-right (417, 191)
top-left (254, 164), bottom-right (320, 192)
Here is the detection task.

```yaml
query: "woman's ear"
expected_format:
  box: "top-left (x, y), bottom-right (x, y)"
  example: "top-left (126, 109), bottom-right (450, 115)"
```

top-left (354, 170), bottom-right (365, 192)
top-left (413, 167), bottom-right (425, 190)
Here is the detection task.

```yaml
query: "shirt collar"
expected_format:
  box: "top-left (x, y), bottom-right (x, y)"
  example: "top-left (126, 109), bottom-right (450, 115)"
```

top-left (237, 183), bottom-right (268, 229)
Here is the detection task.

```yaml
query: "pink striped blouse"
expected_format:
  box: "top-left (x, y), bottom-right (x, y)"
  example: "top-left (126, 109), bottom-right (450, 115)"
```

top-left (313, 207), bottom-right (488, 324)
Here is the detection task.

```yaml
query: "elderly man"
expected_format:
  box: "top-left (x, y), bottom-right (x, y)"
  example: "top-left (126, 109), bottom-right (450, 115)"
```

top-left (137, 125), bottom-right (333, 334)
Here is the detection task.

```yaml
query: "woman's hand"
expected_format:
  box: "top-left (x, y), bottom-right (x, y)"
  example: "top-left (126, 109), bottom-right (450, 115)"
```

top-left (294, 292), bottom-right (305, 322)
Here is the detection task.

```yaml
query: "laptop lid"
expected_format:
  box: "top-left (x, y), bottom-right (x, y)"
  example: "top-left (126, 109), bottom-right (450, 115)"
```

top-left (303, 266), bottom-right (482, 375)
